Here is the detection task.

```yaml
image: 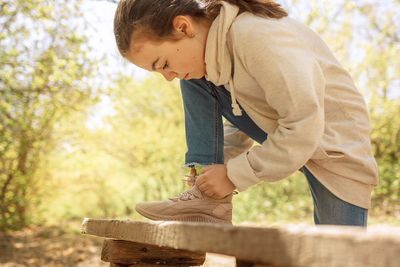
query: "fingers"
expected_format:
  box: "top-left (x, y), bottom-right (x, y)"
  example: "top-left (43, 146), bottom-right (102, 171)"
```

top-left (203, 189), bottom-right (215, 197)
top-left (182, 175), bottom-right (195, 187)
top-left (195, 173), bottom-right (206, 186)
top-left (196, 175), bottom-right (216, 197)
top-left (195, 167), bottom-right (217, 197)
top-left (198, 182), bottom-right (214, 197)
top-left (186, 178), bottom-right (195, 187)
top-left (196, 175), bottom-right (207, 190)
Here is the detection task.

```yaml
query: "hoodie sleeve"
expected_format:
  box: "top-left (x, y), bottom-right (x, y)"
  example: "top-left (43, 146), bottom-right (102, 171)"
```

top-left (223, 120), bottom-right (254, 163)
top-left (226, 19), bottom-right (326, 191)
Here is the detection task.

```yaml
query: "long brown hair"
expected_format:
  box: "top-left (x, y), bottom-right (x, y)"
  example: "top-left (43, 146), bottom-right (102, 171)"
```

top-left (114, 0), bottom-right (287, 57)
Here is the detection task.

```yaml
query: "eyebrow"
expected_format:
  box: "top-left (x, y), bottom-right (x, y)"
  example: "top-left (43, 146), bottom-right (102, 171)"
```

top-left (152, 57), bottom-right (160, 71)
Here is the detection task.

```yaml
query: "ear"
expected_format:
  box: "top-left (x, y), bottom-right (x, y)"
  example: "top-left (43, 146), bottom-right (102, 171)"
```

top-left (172, 15), bottom-right (194, 37)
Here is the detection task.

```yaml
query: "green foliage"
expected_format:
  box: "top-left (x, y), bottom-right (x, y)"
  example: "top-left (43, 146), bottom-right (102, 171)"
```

top-left (233, 172), bottom-right (313, 224)
top-left (104, 75), bottom-right (187, 200)
top-left (0, 0), bottom-right (98, 230)
top-left (40, 75), bottom-right (187, 221)
top-left (1, 0), bottom-right (399, 229)
top-left (36, 0), bottom-right (400, 225)
top-left (370, 98), bottom-right (400, 217)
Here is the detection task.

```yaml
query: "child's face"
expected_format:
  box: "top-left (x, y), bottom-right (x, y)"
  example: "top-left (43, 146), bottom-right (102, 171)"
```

top-left (126, 16), bottom-right (208, 81)
top-left (127, 37), bottom-right (206, 81)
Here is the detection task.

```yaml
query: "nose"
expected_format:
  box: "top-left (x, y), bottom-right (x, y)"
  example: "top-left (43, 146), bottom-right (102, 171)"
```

top-left (161, 70), bottom-right (177, 82)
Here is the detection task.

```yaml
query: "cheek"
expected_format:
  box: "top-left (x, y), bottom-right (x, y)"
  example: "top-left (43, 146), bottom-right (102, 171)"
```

top-left (175, 47), bottom-right (203, 71)
top-left (187, 51), bottom-right (203, 69)
top-left (177, 56), bottom-right (198, 71)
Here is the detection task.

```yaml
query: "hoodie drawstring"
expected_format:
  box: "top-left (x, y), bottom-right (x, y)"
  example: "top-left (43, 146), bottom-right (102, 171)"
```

top-left (229, 78), bottom-right (242, 116)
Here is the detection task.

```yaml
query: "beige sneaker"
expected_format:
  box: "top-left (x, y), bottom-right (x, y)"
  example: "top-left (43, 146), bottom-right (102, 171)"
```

top-left (135, 185), bottom-right (233, 224)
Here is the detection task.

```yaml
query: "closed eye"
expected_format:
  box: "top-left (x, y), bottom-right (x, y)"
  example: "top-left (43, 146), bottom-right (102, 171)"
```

top-left (162, 61), bottom-right (168, 70)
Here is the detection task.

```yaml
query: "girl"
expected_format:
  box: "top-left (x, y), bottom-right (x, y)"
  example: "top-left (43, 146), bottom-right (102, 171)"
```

top-left (113, 0), bottom-right (378, 226)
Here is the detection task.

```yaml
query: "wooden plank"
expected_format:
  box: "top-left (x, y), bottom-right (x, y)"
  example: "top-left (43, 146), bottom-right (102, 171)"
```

top-left (81, 218), bottom-right (400, 267)
top-left (101, 239), bottom-right (205, 266)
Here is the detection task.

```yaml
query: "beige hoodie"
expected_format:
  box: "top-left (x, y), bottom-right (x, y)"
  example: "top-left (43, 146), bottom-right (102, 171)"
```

top-left (204, 2), bottom-right (378, 209)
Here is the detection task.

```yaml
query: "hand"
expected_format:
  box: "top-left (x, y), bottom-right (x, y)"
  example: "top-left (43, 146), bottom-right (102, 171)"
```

top-left (195, 164), bottom-right (236, 198)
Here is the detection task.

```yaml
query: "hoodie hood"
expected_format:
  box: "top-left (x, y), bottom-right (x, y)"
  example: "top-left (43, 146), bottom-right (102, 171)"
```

top-left (205, 2), bottom-right (242, 116)
top-left (205, 1), bottom-right (239, 85)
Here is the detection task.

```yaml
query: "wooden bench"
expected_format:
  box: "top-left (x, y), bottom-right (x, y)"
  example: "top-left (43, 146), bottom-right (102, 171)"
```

top-left (81, 218), bottom-right (400, 267)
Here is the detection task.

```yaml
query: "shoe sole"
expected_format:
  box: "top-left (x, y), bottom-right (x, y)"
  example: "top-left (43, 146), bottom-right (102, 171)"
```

top-left (135, 206), bottom-right (232, 225)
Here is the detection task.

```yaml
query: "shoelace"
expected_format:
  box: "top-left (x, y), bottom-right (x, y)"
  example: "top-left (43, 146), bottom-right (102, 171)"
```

top-left (181, 174), bottom-right (197, 183)
top-left (176, 189), bottom-right (200, 201)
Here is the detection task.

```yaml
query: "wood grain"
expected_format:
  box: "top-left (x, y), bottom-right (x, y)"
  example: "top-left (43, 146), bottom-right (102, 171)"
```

top-left (101, 239), bottom-right (205, 266)
top-left (81, 218), bottom-right (400, 267)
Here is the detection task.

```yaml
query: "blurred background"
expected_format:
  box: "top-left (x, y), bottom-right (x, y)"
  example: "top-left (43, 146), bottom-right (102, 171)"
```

top-left (0, 0), bottom-right (399, 265)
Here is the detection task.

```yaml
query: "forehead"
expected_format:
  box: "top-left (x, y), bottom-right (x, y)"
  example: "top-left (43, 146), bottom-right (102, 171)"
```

top-left (127, 41), bottom-right (160, 71)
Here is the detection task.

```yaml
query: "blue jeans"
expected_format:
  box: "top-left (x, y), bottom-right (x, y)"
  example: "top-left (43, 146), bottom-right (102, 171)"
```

top-left (180, 78), bottom-right (368, 226)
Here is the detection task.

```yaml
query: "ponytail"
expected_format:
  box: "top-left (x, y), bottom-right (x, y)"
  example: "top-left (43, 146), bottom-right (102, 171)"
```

top-left (204, 0), bottom-right (287, 20)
